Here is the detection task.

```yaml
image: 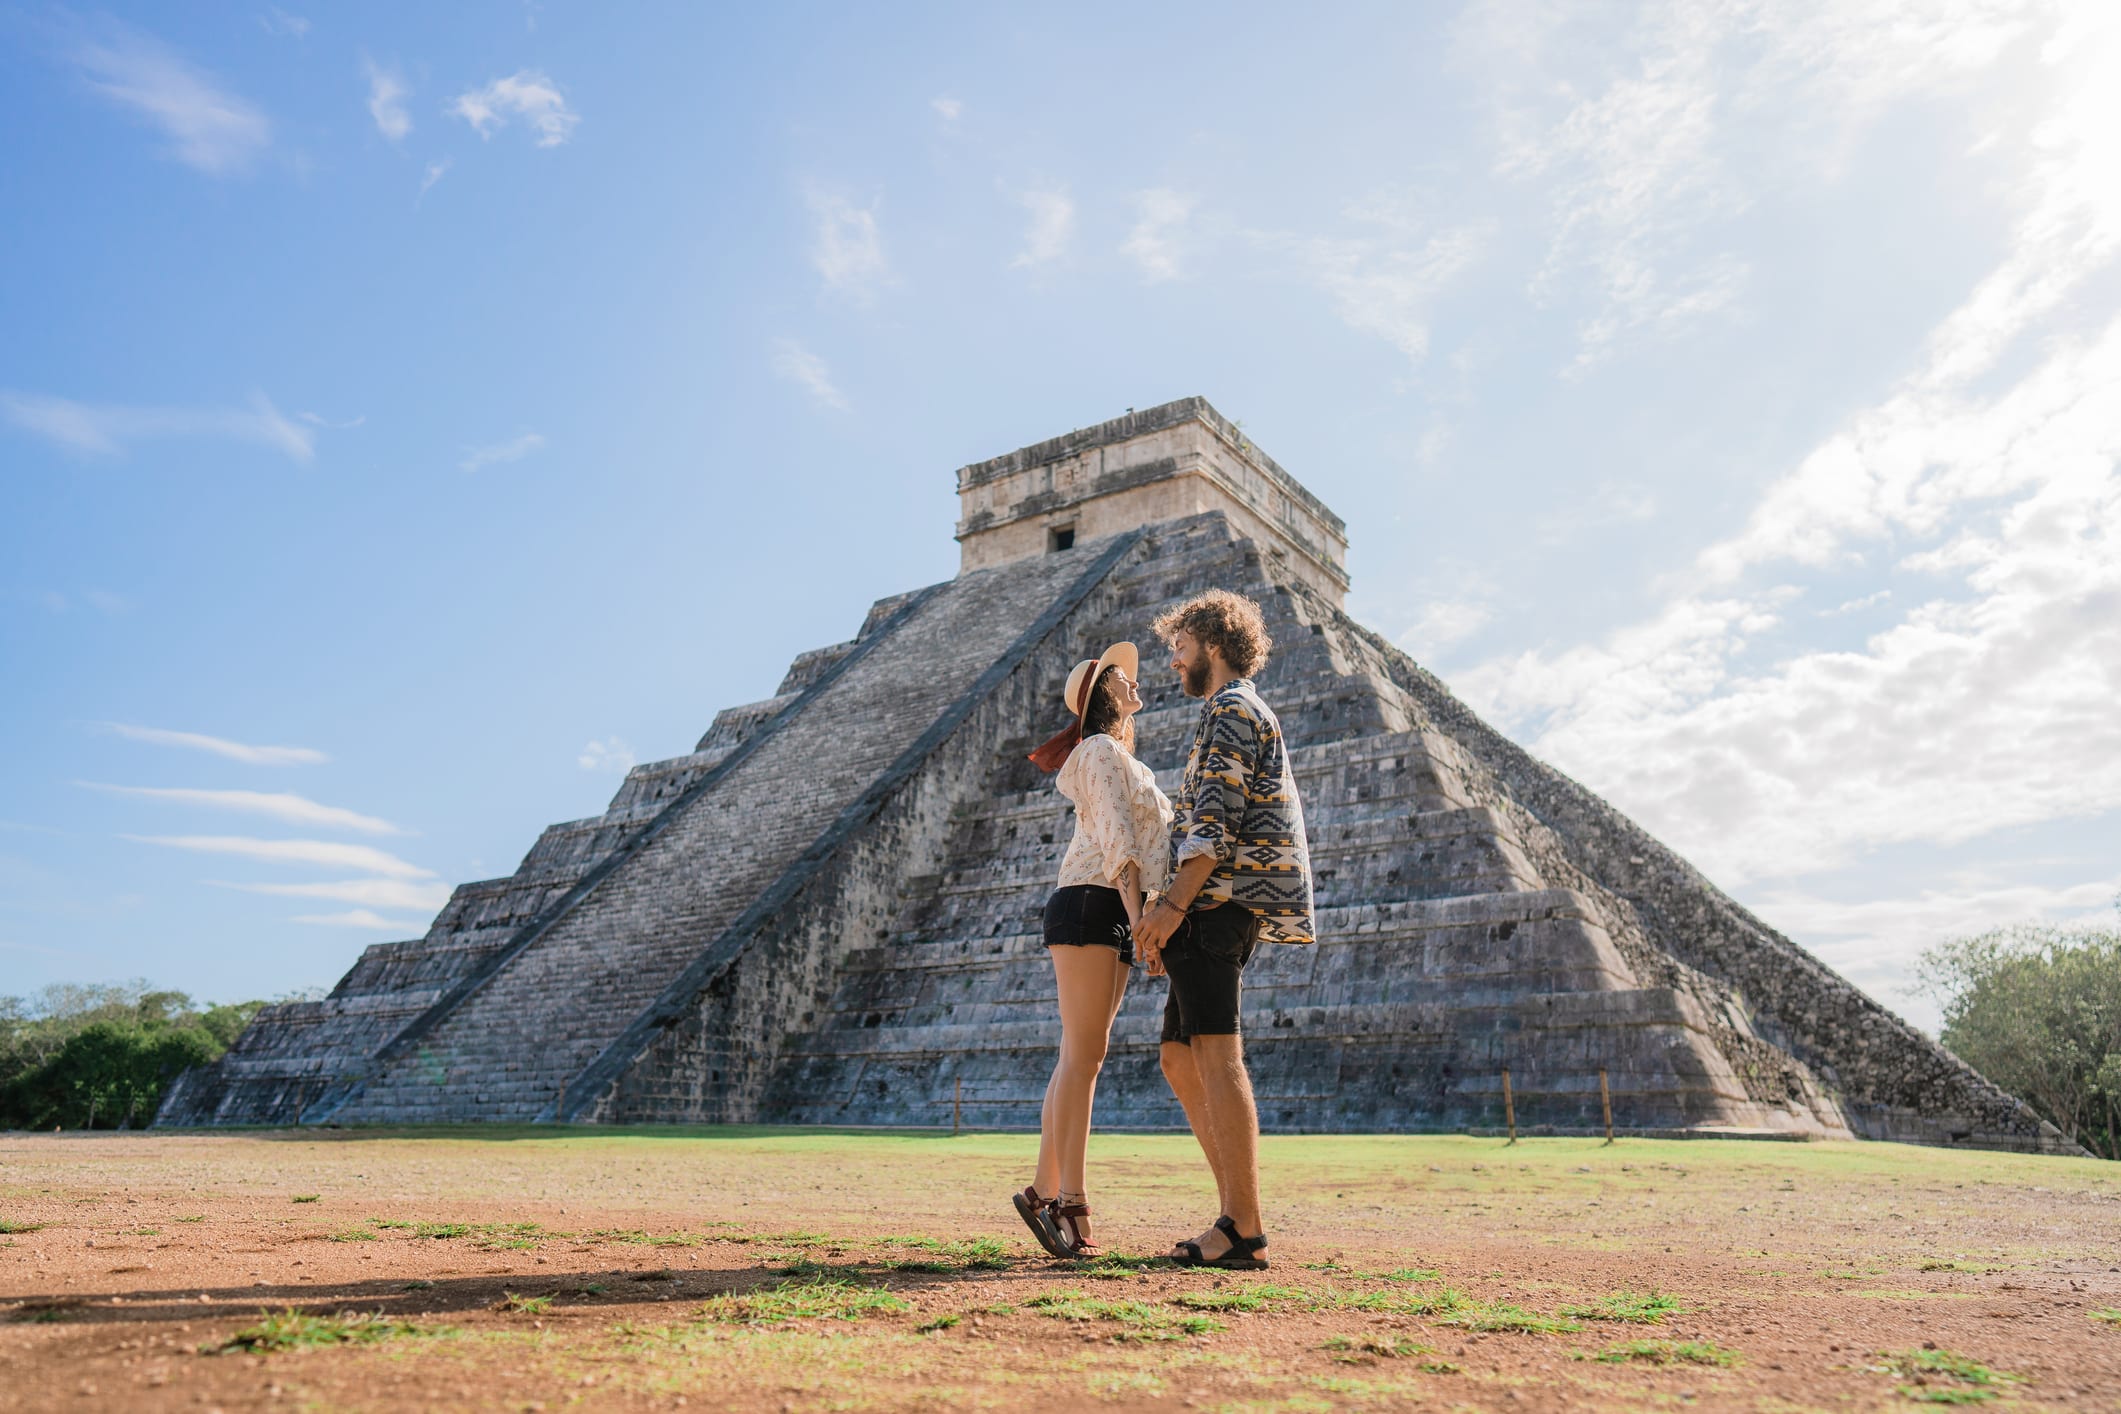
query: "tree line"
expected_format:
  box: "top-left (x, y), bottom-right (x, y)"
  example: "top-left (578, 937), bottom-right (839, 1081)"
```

top-left (0, 981), bottom-right (265, 1130)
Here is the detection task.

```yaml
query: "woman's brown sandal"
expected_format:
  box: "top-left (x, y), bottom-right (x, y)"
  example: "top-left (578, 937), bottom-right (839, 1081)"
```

top-left (1173, 1214), bottom-right (1269, 1270)
top-left (1013, 1185), bottom-right (1072, 1258)
top-left (1052, 1197), bottom-right (1101, 1259)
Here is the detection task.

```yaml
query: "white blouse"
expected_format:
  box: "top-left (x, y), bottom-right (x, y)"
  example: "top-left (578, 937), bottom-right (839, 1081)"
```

top-left (1055, 733), bottom-right (1174, 896)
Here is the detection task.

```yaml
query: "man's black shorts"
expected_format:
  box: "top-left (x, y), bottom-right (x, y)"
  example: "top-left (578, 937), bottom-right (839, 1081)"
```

top-left (1159, 901), bottom-right (1261, 1045)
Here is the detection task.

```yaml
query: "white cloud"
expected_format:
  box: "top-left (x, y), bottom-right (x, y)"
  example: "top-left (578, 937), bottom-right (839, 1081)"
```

top-left (1122, 189), bottom-right (1196, 282)
top-left (1534, 478), bottom-right (1658, 545)
top-left (126, 835), bottom-right (435, 878)
top-left (217, 877), bottom-right (453, 911)
top-left (362, 57), bottom-right (411, 141)
top-left (0, 390), bottom-right (314, 461)
top-left (1262, 206), bottom-right (1489, 363)
top-left (805, 188), bottom-right (889, 299)
top-left (70, 19), bottom-right (271, 176)
top-left (419, 159), bottom-right (450, 196)
top-left (297, 411), bottom-right (364, 429)
top-left (102, 723), bottom-right (327, 766)
top-left (449, 69), bottom-right (578, 148)
top-left (1451, 10), bottom-right (2121, 893)
top-left (290, 908), bottom-right (426, 931)
top-left (459, 431), bottom-right (545, 472)
top-left (1466, 0), bottom-right (2038, 371)
top-left (578, 737), bottom-right (636, 774)
top-left (1396, 599), bottom-right (1494, 663)
top-left (79, 783), bottom-right (402, 836)
top-left (259, 9), bottom-right (309, 39)
top-left (931, 96), bottom-right (962, 121)
top-left (770, 340), bottom-right (848, 412)
top-left (1010, 186), bottom-right (1075, 269)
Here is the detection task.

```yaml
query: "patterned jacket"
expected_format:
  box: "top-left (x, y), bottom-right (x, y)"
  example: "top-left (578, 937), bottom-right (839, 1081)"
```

top-left (1169, 678), bottom-right (1316, 945)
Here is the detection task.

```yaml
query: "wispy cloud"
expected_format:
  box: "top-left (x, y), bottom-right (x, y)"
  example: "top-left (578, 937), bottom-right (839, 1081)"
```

top-left (102, 723), bottom-right (327, 766)
top-left (126, 835), bottom-right (434, 878)
top-left (70, 18), bottom-right (271, 176)
top-left (216, 877), bottom-right (452, 911)
top-left (1122, 189), bottom-right (1196, 282)
top-left (362, 57), bottom-right (411, 141)
top-left (1010, 186), bottom-right (1075, 269)
top-left (259, 8), bottom-right (309, 39)
top-left (297, 410), bottom-right (364, 429)
top-left (1260, 199), bottom-right (1489, 363)
top-left (449, 69), bottom-right (577, 147)
top-left (769, 340), bottom-right (848, 412)
top-left (805, 187), bottom-right (889, 300)
top-left (931, 96), bottom-right (962, 121)
top-left (79, 783), bottom-right (402, 836)
top-left (578, 737), bottom-right (636, 774)
top-left (0, 390), bottom-right (314, 462)
top-left (419, 159), bottom-right (450, 196)
top-left (459, 431), bottom-right (545, 473)
top-left (290, 908), bottom-right (426, 931)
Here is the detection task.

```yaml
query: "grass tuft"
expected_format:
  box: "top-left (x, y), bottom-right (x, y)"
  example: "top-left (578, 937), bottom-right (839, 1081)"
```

top-left (1323, 1334), bottom-right (1432, 1363)
top-left (1170, 1284), bottom-right (1311, 1313)
top-left (1023, 1290), bottom-right (1223, 1341)
top-left (878, 1236), bottom-right (1010, 1272)
top-left (916, 1313), bottom-right (961, 1333)
top-left (1586, 1338), bottom-right (1738, 1367)
top-left (328, 1227), bottom-right (377, 1242)
top-left (1561, 1291), bottom-right (1685, 1324)
top-left (0, 1220), bottom-right (46, 1235)
top-left (695, 1277), bottom-right (911, 1326)
top-left (2092, 1309), bottom-right (2121, 1327)
top-left (1878, 1348), bottom-right (2025, 1404)
top-left (290, 1194), bottom-right (320, 1204)
top-left (497, 1292), bottom-right (554, 1314)
top-left (205, 1308), bottom-right (420, 1354)
top-left (1436, 1300), bottom-right (1582, 1334)
top-left (1339, 1287), bottom-right (1467, 1316)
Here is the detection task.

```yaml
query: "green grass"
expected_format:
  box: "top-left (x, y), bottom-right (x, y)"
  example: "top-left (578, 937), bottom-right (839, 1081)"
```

top-left (204, 1309), bottom-right (422, 1354)
top-left (588, 1227), bottom-right (708, 1248)
top-left (498, 1292), bottom-right (554, 1314)
top-left (1585, 1339), bottom-right (1738, 1367)
top-left (1920, 1259), bottom-right (1995, 1273)
top-left (1560, 1291), bottom-right (1685, 1324)
top-left (915, 1313), bottom-right (960, 1333)
top-left (695, 1278), bottom-right (912, 1326)
top-left (173, 1215), bottom-right (205, 1224)
top-left (2092, 1309), bottom-right (2121, 1327)
top-left (0, 1220), bottom-right (46, 1234)
top-left (1323, 1334), bottom-right (1432, 1362)
top-left (328, 1227), bottom-right (378, 1242)
top-left (1067, 1252), bottom-right (1170, 1279)
top-left (1022, 1290), bottom-right (1224, 1341)
top-left (1878, 1348), bottom-right (2026, 1404)
top-left (1168, 1284), bottom-right (1312, 1313)
top-left (1435, 1300), bottom-right (1582, 1334)
top-left (875, 1236), bottom-right (1010, 1271)
top-left (1338, 1286), bottom-right (1467, 1316)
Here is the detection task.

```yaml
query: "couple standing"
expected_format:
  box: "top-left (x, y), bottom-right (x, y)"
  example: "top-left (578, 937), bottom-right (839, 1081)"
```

top-left (1013, 589), bottom-right (1314, 1269)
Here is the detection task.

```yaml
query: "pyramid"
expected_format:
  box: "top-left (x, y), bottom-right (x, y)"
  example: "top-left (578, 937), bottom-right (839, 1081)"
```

top-left (159, 398), bottom-right (2075, 1153)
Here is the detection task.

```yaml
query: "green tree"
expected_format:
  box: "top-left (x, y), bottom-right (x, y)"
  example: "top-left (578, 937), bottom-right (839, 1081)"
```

top-left (1919, 915), bottom-right (2121, 1160)
top-left (0, 981), bottom-right (268, 1130)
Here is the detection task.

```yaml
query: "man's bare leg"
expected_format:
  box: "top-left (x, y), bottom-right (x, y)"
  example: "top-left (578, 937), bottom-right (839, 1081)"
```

top-left (1175, 1032), bottom-right (1263, 1258)
top-left (1160, 1040), bottom-right (1228, 1215)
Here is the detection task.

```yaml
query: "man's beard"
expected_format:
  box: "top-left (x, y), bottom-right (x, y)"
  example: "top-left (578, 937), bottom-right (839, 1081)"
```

top-left (1181, 659), bottom-right (1212, 697)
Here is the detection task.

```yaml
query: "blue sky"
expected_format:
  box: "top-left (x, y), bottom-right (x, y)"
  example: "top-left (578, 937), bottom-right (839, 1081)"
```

top-left (3, 2), bottom-right (2116, 1033)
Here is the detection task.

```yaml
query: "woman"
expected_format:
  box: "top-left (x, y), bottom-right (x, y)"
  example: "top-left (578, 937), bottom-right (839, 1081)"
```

top-left (1014, 641), bottom-right (1172, 1259)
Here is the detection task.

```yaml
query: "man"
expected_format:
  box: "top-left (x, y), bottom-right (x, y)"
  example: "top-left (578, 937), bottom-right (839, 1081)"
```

top-left (1132, 588), bottom-right (1315, 1269)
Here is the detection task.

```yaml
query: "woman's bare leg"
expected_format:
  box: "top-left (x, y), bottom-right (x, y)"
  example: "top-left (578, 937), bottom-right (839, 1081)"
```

top-left (1034, 945), bottom-right (1128, 1241)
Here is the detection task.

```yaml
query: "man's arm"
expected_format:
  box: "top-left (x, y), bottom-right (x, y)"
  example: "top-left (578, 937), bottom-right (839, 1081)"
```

top-left (1133, 852), bottom-right (1215, 972)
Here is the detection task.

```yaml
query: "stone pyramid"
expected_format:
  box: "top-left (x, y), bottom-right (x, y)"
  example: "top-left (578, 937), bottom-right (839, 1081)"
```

top-left (160, 398), bottom-right (2073, 1153)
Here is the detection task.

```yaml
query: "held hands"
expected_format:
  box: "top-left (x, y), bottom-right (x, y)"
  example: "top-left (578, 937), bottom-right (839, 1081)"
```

top-left (1132, 896), bottom-right (1186, 975)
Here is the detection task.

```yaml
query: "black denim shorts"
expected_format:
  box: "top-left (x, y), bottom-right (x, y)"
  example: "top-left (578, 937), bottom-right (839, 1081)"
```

top-left (1043, 884), bottom-right (1135, 966)
top-left (1159, 902), bottom-right (1262, 1045)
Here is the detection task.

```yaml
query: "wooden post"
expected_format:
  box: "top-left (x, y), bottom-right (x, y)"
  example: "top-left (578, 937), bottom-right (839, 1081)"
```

top-left (1501, 1067), bottom-right (1516, 1145)
top-left (1599, 1068), bottom-right (1614, 1145)
top-left (953, 1076), bottom-right (962, 1137)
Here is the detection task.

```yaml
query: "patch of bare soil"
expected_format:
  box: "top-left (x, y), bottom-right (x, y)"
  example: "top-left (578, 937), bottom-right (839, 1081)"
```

top-left (2, 1129), bottom-right (2117, 1411)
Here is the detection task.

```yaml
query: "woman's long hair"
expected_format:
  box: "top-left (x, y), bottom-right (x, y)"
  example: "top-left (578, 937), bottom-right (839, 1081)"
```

top-left (1028, 665), bottom-right (1133, 772)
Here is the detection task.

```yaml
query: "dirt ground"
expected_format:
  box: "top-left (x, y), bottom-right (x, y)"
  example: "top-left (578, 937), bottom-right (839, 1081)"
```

top-left (2, 1127), bottom-right (2118, 1412)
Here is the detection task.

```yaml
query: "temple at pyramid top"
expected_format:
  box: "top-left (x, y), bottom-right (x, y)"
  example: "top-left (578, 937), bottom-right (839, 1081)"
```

top-left (955, 396), bottom-right (1351, 608)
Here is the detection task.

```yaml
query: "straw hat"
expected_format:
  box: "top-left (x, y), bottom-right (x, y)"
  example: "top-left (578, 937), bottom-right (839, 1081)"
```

top-left (1062, 641), bottom-right (1140, 722)
top-left (1028, 641), bottom-right (1139, 773)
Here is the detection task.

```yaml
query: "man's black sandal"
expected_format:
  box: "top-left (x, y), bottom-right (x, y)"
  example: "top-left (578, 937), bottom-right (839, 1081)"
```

top-left (1013, 1185), bottom-right (1071, 1258)
top-left (1173, 1214), bottom-right (1269, 1270)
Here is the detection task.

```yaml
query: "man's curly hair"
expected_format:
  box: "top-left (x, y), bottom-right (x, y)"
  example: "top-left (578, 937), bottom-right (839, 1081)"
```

top-left (1151, 589), bottom-right (1273, 677)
